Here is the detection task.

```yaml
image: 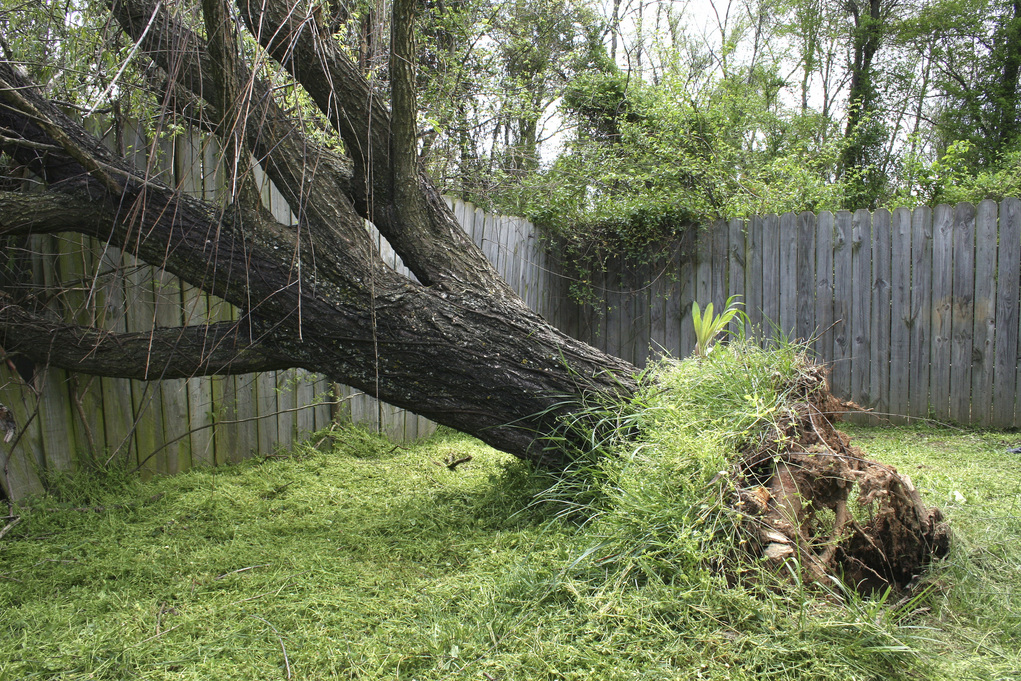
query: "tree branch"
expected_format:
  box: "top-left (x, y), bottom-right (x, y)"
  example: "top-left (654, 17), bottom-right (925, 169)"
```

top-left (0, 296), bottom-right (292, 379)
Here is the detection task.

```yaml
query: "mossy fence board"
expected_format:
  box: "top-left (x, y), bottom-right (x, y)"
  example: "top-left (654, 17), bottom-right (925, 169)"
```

top-left (2, 125), bottom-right (1020, 500)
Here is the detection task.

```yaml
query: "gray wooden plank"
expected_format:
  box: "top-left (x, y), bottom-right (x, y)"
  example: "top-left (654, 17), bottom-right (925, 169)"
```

top-left (678, 231), bottom-right (697, 356)
top-left (970, 199), bottom-right (998, 426)
top-left (728, 218), bottom-right (746, 340)
top-left (660, 244), bottom-right (683, 358)
top-left (122, 253), bottom-right (164, 475)
top-left (604, 257), bottom-right (624, 360)
top-left (295, 369), bottom-right (315, 439)
top-left (36, 367), bottom-right (77, 472)
top-left (0, 367), bottom-right (45, 500)
top-left (746, 216), bottom-right (764, 339)
top-left (256, 371), bottom-right (280, 453)
top-left (831, 211), bottom-right (853, 402)
top-left (159, 378), bottom-right (191, 474)
top-left (232, 374), bottom-right (259, 463)
top-left (796, 212), bottom-right (816, 348)
top-left (712, 219), bottom-right (728, 313)
top-left (930, 204), bottom-right (954, 421)
top-left (850, 209), bottom-right (872, 412)
top-left (480, 212), bottom-right (498, 268)
top-left (993, 198), bottom-right (1020, 427)
top-left (56, 234), bottom-right (106, 459)
top-left (471, 204), bottom-right (485, 247)
top-left (889, 207), bottom-right (912, 423)
top-left (814, 212), bottom-right (835, 364)
top-left (276, 369), bottom-right (297, 448)
top-left (779, 212), bottom-right (798, 341)
top-left (762, 215), bottom-right (781, 344)
top-left (950, 202), bottom-right (976, 423)
top-left (635, 263), bottom-right (653, 366)
top-left (648, 260), bottom-right (669, 360)
top-left (909, 206), bottom-right (934, 421)
top-left (870, 209), bottom-right (892, 423)
top-left (695, 226), bottom-right (713, 320)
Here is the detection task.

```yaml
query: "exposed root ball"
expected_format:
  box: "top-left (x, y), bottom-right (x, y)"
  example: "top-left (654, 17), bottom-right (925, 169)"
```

top-left (734, 364), bottom-right (950, 591)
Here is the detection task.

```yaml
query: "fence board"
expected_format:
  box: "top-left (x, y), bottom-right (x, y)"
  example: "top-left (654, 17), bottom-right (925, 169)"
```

top-left (745, 216), bottom-right (763, 336)
top-left (728, 218), bottom-right (746, 339)
top-left (871, 209), bottom-right (892, 422)
top-left (814, 212), bottom-right (834, 363)
top-left (850, 209), bottom-right (872, 411)
top-left (889, 208), bottom-right (912, 423)
top-left (909, 206), bottom-right (933, 420)
top-left (712, 220), bottom-right (728, 313)
top-left (762, 215), bottom-right (781, 343)
top-left (604, 258), bottom-right (625, 360)
top-left (993, 198), bottom-right (1021, 427)
top-left (930, 204), bottom-right (954, 421)
top-left (0, 368), bottom-right (45, 500)
top-left (950, 203), bottom-right (976, 423)
top-left (796, 212), bottom-right (816, 346)
top-left (971, 200), bottom-right (998, 426)
top-left (779, 212), bottom-right (798, 340)
top-left (696, 226), bottom-right (713, 315)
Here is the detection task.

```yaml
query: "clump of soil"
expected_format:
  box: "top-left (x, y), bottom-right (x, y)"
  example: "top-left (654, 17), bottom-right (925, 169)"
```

top-left (733, 364), bottom-right (951, 591)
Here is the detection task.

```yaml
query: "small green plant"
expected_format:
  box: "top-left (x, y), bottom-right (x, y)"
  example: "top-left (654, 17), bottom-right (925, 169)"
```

top-left (691, 294), bottom-right (744, 357)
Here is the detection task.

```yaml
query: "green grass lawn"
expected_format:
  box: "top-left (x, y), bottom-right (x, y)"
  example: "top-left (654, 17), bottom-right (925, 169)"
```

top-left (1, 364), bottom-right (1018, 681)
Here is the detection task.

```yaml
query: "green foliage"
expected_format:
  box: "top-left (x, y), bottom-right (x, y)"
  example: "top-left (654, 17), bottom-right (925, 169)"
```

top-left (692, 295), bottom-right (745, 357)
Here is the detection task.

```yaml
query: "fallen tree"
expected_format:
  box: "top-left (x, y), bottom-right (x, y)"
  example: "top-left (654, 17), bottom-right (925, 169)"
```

top-left (0, 0), bottom-right (947, 588)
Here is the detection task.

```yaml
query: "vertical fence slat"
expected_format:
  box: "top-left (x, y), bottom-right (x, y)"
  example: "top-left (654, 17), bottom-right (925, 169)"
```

top-left (678, 230), bottom-right (697, 357)
top-left (930, 204), bottom-right (954, 421)
top-left (993, 198), bottom-right (1021, 427)
top-left (712, 219), bottom-right (728, 314)
top-left (814, 212), bottom-right (834, 364)
top-left (889, 208), bottom-right (912, 423)
top-left (762, 215), bottom-right (781, 343)
top-left (831, 211), bottom-right (853, 401)
top-left (696, 226), bottom-right (713, 313)
top-left (746, 216), bottom-right (764, 338)
top-left (909, 206), bottom-right (933, 420)
top-left (950, 203), bottom-right (976, 423)
top-left (796, 211), bottom-right (816, 346)
top-left (728, 218), bottom-right (746, 339)
top-left (850, 209), bottom-right (872, 412)
top-left (971, 200), bottom-right (998, 426)
top-left (0, 366), bottom-right (45, 500)
top-left (779, 212), bottom-right (798, 340)
top-left (871, 209), bottom-right (892, 423)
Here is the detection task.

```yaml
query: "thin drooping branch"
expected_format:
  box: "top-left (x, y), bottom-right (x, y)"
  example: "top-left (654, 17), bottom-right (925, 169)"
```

top-left (0, 298), bottom-right (291, 379)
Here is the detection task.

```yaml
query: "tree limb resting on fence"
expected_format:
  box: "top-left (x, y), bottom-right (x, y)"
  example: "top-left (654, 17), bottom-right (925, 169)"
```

top-left (0, 297), bottom-right (291, 379)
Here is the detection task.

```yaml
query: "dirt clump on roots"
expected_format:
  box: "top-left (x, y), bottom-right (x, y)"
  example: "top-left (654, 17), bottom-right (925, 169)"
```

top-left (733, 364), bottom-right (951, 592)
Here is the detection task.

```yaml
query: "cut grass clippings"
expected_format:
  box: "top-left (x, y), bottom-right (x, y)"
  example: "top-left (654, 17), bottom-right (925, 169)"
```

top-left (0, 351), bottom-right (1018, 679)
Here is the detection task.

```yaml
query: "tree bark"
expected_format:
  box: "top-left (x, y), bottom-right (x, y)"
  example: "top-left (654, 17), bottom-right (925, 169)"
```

top-left (0, 0), bottom-right (638, 467)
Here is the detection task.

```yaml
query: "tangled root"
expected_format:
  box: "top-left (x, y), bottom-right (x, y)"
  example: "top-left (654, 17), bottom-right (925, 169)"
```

top-left (733, 364), bottom-right (951, 591)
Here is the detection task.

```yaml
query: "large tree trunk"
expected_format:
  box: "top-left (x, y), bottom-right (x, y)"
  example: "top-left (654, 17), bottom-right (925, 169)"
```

top-left (0, 0), bottom-right (637, 468)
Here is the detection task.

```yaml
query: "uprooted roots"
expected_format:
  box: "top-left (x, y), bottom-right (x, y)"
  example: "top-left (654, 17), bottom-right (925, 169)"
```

top-left (733, 364), bottom-right (951, 591)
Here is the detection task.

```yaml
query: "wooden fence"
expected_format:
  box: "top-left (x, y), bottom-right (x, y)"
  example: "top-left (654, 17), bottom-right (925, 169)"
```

top-left (541, 202), bottom-right (1021, 430)
top-left (2, 122), bottom-right (1019, 500)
